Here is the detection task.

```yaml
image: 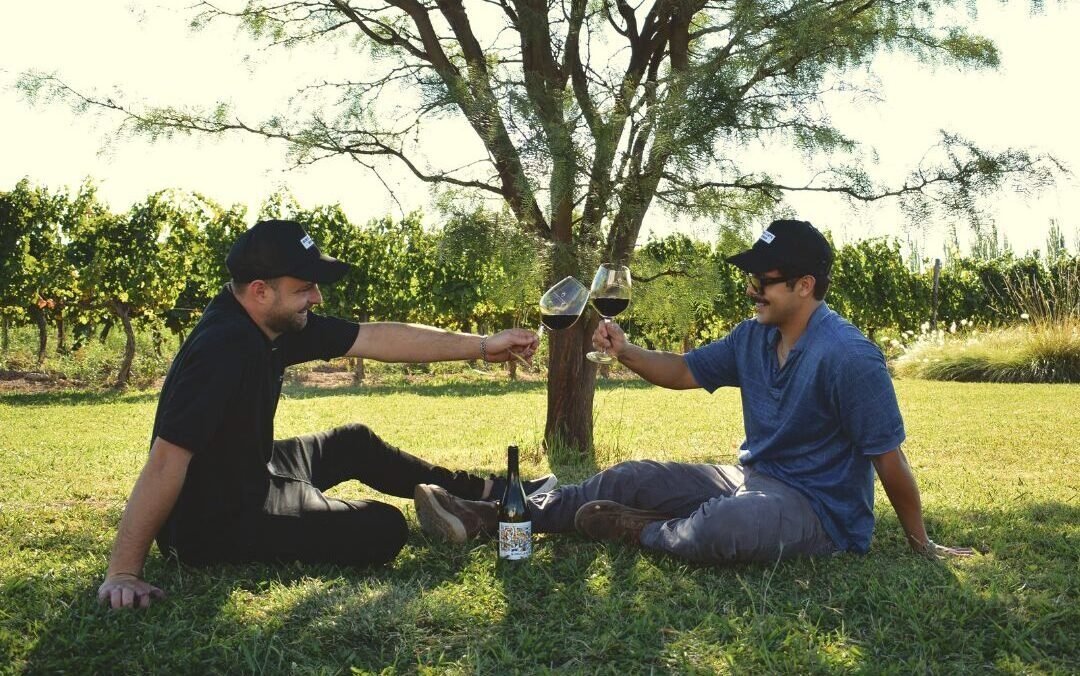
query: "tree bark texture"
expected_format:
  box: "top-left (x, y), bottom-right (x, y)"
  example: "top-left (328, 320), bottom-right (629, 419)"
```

top-left (33, 307), bottom-right (47, 365)
top-left (544, 315), bottom-right (598, 453)
top-left (110, 300), bottom-right (136, 389)
top-left (56, 314), bottom-right (66, 354)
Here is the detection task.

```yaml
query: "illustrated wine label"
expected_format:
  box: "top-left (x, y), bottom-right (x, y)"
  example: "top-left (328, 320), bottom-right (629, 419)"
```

top-left (498, 521), bottom-right (532, 559)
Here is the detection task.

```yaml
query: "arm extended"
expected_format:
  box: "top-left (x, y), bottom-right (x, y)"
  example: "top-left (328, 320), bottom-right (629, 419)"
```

top-left (98, 437), bottom-right (192, 609)
top-left (594, 320), bottom-right (699, 390)
top-left (345, 322), bottom-right (537, 364)
top-left (872, 448), bottom-right (974, 559)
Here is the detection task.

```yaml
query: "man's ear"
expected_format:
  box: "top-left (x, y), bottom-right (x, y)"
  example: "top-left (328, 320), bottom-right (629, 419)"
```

top-left (799, 275), bottom-right (816, 298)
top-left (246, 279), bottom-right (276, 304)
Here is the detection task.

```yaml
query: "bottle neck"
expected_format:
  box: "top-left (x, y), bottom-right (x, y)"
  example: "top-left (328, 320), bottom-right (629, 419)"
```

top-left (506, 446), bottom-right (520, 480)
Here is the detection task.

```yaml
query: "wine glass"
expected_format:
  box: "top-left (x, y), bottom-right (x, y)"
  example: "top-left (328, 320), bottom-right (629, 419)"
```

top-left (586, 264), bottom-right (631, 364)
top-left (537, 276), bottom-right (590, 339)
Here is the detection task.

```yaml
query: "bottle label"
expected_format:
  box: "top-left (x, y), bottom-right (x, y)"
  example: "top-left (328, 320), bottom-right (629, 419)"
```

top-left (498, 521), bottom-right (532, 560)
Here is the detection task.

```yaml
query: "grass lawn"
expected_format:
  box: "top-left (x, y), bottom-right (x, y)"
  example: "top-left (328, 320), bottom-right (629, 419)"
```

top-left (1, 377), bottom-right (1077, 674)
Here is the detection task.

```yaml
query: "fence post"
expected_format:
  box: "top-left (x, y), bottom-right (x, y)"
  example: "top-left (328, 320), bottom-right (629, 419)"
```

top-left (930, 258), bottom-right (942, 331)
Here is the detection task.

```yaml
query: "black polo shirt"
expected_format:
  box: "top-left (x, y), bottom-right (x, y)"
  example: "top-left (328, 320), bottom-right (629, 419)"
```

top-left (154, 285), bottom-right (358, 557)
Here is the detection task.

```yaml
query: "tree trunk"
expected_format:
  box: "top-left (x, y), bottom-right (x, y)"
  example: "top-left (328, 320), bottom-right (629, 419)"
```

top-left (930, 258), bottom-right (942, 331)
top-left (353, 311), bottom-right (368, 385)
top-left (56, 313), bottom-right (66, 354)
top-left (544, 316), bottom-right (598, 454)
top-left (507, 357), bottom-right (517, 381)
top-left (33, 307), bottom-right (47, 365)
top-left (1, 316), bottom-right (9, 352)
top-left (111, 300), bottom-right (136, 389)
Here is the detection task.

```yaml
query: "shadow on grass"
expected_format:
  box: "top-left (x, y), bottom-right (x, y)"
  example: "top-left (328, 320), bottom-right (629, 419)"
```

top-left (16, 501), bottom-right (1078, 673)
top-left (282, 377), bottom-right (656, 401)
top-left (0, 377), bottom-right (656, 407)
top-left (0, 388), bottom-right (160, 408)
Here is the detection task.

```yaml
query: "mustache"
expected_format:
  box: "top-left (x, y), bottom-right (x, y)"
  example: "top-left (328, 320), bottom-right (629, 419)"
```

top-left (749, 294), bottom-right (767, 304)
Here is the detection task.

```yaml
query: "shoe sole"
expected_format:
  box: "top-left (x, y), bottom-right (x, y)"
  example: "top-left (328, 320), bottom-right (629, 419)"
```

top-left (574, 500), bottom-right (670, 541)
top-left (528, 474), bottom-right (558, 497)
top-left (414, 484), bottom-right (467, 544)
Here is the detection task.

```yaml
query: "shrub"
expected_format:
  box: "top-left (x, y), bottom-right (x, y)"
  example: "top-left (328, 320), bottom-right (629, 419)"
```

top-left (894, 321), bottom-right (1080, 383)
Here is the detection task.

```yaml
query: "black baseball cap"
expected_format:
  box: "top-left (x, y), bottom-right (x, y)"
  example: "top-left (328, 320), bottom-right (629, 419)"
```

top-left (725, 219), bottom-right (833, 275)
top-left (226, 219), bottom-right (351, 284)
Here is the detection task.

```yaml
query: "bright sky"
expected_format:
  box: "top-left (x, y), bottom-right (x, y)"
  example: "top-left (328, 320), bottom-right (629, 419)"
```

top-left (2, 0), bottom-right (1078, 259)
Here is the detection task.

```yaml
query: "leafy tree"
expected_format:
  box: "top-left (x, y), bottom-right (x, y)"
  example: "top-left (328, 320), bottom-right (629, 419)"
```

top-left (437, 206), bottom-right (543, 334)
top-left (438, 206), bottom-right (543, 381)
top-left (632, 234), bottom-right (727, 352)
top-left (830, 239), bottom-right (923, 339)
top-left (0, 180), bottom-right (74, 363)
top-left (0, 181), bottom-right (40, 353)
top-left (1046, 219), bottom-right (1068, 262)
top-left (68, 192), bottom-right (190, 387)
top-left (163, 194), bottom-right (249, 341)
top-left (22, 0), bottom-right (1061, 451)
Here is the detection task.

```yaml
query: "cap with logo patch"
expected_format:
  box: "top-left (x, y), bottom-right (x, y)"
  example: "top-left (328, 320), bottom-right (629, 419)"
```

top-left (226, 219), bottom-right (351, 284)
top-left (725, 219), bottom-right (833, 275)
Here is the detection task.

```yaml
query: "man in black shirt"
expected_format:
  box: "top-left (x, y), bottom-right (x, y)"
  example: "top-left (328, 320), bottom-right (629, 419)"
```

top-left (98, 219), bottom-right (548, 610)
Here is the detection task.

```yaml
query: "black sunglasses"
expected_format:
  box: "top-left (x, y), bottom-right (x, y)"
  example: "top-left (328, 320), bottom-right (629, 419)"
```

top-left (746, 273), bottom-right (802, 294)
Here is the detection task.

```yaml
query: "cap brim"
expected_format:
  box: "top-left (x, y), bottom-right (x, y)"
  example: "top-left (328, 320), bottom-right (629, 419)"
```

top-left (289, 254), bottom-right (352, 284)
top-left (725, 247), bottom-right (782, 274)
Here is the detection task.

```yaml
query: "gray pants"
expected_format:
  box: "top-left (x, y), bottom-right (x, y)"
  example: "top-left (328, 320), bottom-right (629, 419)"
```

top-left (529, 461), bottom-right (835, 564)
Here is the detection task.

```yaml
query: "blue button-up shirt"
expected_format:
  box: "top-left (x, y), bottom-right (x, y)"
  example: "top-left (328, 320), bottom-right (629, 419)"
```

top-left (684, 303), bottom-right (905, 552)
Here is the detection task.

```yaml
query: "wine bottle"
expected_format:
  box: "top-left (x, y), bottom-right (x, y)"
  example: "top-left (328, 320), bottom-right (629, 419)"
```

top-left (497, 445), bottom-right (532, 560)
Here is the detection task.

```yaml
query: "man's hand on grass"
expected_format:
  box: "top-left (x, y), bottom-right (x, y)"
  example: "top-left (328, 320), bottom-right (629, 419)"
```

top-left (98, 573), bottom-right (165, 610)
top-left (916, 540), bottom-right (976, 560)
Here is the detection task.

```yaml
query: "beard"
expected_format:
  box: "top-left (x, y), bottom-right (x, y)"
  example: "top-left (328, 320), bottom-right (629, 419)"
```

top-left (265, 306), bottom-right (309, 335)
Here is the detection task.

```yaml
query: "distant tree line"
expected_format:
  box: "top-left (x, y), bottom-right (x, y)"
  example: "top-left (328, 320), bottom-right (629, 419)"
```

top-left (2, 179), bottom-right (1076, 387)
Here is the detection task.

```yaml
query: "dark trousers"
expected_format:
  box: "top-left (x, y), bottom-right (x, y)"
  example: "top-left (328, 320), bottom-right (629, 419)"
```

top-left (171, 423), bottom-right (487, 567)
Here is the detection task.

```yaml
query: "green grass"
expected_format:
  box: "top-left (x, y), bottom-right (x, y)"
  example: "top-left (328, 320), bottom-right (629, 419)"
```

top-left (894, 321), bottom-right (1080, 383)
top-left (2, 379), bottom-right (1078, 674)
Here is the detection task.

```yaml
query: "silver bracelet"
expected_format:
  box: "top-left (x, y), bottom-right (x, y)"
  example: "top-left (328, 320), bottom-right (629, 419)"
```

top-left (479, 335), bottom-right (488, 362)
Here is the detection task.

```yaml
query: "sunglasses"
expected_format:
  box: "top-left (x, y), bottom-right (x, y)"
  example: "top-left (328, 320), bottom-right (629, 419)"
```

top-left (746, 273), bottom-right (802, 294)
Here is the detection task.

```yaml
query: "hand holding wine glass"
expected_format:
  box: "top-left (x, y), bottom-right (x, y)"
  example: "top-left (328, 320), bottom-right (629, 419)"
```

top-left (586, 264), bottom-right (631, 364)
top-left (506, 276), bottom-right (588, 371)
top-left (591, 318), bottom-right (628, 359)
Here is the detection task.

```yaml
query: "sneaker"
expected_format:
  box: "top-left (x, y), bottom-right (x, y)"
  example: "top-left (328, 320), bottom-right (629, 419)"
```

top-left (573, 500), bottom-right (671, 544)
top-left (483, 473), bottom-right (558, 502)
top-left (414, 484), bottom-right (497, 543)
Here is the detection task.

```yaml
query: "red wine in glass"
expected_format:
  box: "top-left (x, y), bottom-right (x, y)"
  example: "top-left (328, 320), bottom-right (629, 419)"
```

top-left (586, 264), bottom-right (631, 364)
top-left (540, 313), bottom-right (580, 331)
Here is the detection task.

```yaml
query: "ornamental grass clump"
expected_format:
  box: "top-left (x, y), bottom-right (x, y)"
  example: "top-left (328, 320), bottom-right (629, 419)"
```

top-left (895, 259), bottom-right (1080, 383)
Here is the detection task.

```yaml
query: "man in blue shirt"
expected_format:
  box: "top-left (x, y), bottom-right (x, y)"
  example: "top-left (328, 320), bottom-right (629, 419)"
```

top-left (415, 220), bottom-right (973, 564)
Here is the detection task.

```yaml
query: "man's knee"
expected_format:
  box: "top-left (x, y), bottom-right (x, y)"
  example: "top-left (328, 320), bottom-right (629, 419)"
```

top-left (652, 493), bottom-right (785, 564)
top-left (353, 501), bottom-right (409, 565)
top-left (331, 422), bottom-right (378, 445)
top-left (603, 459), bottom-right (652, 482)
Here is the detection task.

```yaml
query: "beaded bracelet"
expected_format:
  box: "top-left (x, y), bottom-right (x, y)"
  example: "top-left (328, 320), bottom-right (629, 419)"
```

top-left (479, 335), bottom-right (488, 362)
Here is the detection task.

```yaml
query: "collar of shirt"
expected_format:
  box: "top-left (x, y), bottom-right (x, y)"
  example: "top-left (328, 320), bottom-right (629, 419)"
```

top-left (766, 301), bottom-right (832, 359)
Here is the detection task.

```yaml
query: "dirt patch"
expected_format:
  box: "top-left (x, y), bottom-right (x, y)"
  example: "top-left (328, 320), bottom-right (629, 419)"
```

top-left (0, 370), bottom-right (84, 393)
top-left (291, 369), bottom-right (358, 388)
top-left (0, 370), bottom-right (167, 394)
